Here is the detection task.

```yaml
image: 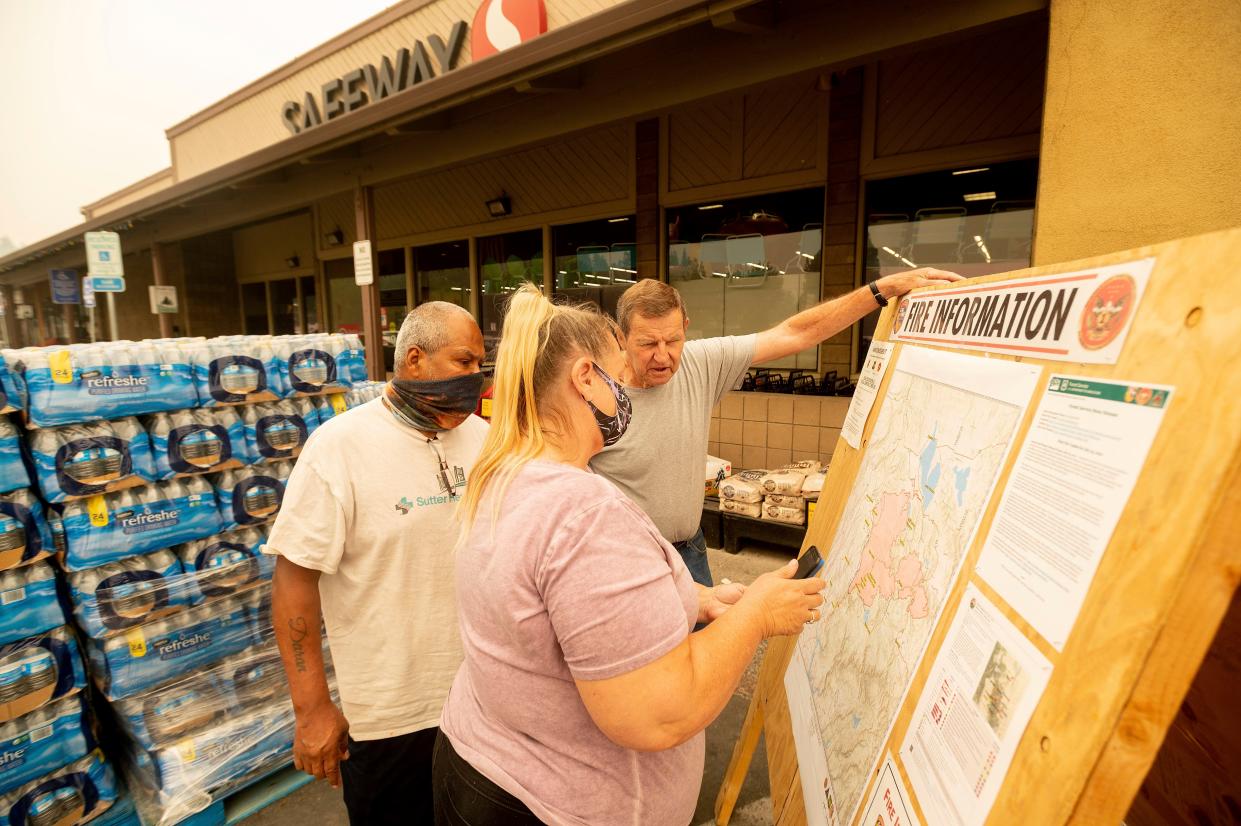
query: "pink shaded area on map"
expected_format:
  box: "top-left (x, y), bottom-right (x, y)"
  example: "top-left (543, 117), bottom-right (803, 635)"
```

top-left (850, 490), bottom-right (929, 619)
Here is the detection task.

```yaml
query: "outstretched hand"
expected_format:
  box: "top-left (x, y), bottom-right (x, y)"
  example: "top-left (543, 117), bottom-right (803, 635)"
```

top-left (877, 268), bottom-right (963, 301)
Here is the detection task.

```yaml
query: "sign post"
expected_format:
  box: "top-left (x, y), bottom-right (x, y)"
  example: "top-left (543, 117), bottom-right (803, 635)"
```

top-left (82, 277), bottom-right (97, 343)
top-left (85, 231), bottom-right (124, 340)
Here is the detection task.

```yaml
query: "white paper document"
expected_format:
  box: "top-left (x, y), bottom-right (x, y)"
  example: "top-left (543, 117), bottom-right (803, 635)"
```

top-left (842, 340), bottom-right (894, 449)
top-left (785, 645), bottom-right (836, 826)
top-left (901, 584), bottom-right (1052, 826)
top-left (975, 375), bottom-right (1172, 649)
top-left (861, 756), bottom-right (923, 826)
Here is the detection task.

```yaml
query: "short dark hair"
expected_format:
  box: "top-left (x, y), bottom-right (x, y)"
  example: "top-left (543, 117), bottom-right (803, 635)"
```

top-left (616, 280), bottom-right (685, 334)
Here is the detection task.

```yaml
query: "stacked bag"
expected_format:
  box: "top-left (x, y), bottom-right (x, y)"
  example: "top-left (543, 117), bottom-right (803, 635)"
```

top-left (718, 460), bottom-right (828, 526)
top-left (0, 335), bottom-right (367, 825)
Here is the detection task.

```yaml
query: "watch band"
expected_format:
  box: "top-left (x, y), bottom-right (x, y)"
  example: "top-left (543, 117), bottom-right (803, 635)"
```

top-left (869, 280), bottom-right (888, 307)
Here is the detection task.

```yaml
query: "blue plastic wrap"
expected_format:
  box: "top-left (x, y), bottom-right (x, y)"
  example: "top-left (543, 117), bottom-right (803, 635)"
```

top-left (174, 527), bottom-right (272, 604)
top-left (14, 342), bottom-right (197, 427)
top-left (241, 399), bottom-right (317, 464)
top-left (0, 419), bottom-right (26, 497)
top-left (0, 564), bottom-right (63, 648)
top-left (0, 749), bottom-right (119, 826)
top-left (338, 334), bottom-right (367, 385)
top-left (66, 550), bottom-right (190, 640)
top-left (87, 590), bottom-right (264, 700)
top-left (0, 491), bottom-right (55, 574)
top-left (210, 465), bottom-right (291, 532)
top-left (27, 418), bottom-right (155, 503)
top-left (59, 477), bottom-right (222, 571)
top-left (145, 407), bottom-right (248, 478)
top-left (0, 628), bottom-right (87, 726)
top-left (307, 382), bottom-right (383, 426)
top-left (0, 695), bottom-right (92, 796)
top-left (86, 795), bottom-right (140, 826)
top-left (270, 334), bottom-right (355, 396)
top-left (188, 338), bottom-right (285, 407)
top-left (0, 358), bottom-right (23, 415)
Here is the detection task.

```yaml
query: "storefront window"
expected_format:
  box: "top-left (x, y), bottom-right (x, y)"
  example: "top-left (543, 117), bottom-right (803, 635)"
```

top-left (241, 282), bottom-right (268, 334)
top-left (667, 189), bottom-right (823, 369)
top-left (414, 240), bottom-right (470, 309)
top-left (479, 230), bottom-right (543, 359)
top-left (269, 278), bottom-right (298, 335)
top-left (299, 275), bottom-right (320, 334)
top-left (860, 158), bottom-right (1038, 367)
top-left (377, 249), bottom-right (407, 372)
top-left (324, 258), bottom-right (362, 337)
top-left (552, 216), bottom-right (636, 318)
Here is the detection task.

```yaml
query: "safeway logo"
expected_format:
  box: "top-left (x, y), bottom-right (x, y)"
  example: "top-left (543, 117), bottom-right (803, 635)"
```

top-left (472, 0), bottom-right (547, 59)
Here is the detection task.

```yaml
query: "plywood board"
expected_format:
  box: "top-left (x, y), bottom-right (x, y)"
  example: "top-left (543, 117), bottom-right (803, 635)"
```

top-left (733, 225), bottom-right (1241, 826)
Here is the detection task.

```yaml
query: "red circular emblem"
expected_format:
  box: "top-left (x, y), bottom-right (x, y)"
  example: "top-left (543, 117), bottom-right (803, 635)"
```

top-left (1079, 274), bottom-right (1137, 350)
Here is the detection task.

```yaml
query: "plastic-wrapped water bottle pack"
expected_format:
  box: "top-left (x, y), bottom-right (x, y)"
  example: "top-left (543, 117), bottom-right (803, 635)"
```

top-left (0, 562), bottom-right (63, 647)
top-left (58, 477), bottom-right (222, 571)
top-left (211, 464), bottom-right (292, 532)
top-left (0, 749), bottom-right (120, 826)
top-left (66, 527), bottom-right (271, 639)
top-left (144, 406), bottom-right (247, 478)
top-left (27, 416), bottom-right (155, 503)
top-left (0, 490), bottom-right (56, 574)
top-left (0, 419), bottom-right (27, 496)
top-left (0, 695), bottom-right (93, 797)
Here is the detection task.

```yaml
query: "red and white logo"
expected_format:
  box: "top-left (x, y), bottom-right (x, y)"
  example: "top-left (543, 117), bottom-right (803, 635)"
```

top-left (472, 0), bottom-right (547, 60)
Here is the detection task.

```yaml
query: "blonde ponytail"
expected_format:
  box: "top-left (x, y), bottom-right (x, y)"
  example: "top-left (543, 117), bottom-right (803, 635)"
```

top-left (458, 285), bottom-right (613, 531)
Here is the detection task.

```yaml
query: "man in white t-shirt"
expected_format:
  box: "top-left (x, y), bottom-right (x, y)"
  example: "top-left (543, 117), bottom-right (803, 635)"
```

top-left (266, 302), bottom-right (488, 825)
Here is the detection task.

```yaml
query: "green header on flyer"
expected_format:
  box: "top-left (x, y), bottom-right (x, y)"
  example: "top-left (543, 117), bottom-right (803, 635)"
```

top-left (1047, 377), bottom-right (1169, 408)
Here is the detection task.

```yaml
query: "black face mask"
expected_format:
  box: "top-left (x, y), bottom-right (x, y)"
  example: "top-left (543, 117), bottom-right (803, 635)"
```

top-left (585, 365), bottom-right (632, 447)
top-left (385, 373), bottom-right (485, 432)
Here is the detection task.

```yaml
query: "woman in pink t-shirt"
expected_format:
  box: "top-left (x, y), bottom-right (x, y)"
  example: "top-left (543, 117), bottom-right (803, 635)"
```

top-left (434, 286), bottom-right (825, 826)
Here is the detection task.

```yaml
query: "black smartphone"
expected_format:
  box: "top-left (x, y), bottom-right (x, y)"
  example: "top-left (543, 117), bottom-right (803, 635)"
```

top-left (794, 545), bottom-right (824, 579)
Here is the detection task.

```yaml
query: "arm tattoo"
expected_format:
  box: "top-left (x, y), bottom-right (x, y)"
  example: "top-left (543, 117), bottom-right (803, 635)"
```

top-left (289, 616), bottom-right (309, 673)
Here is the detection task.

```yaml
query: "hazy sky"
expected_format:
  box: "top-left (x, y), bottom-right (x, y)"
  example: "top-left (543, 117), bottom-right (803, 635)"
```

top-left (0, 0), bottom-right (393, 251)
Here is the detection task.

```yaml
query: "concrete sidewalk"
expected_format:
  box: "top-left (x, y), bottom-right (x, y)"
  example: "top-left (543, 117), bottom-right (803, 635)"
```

top-left (244, 544), bottom-right (793, 826)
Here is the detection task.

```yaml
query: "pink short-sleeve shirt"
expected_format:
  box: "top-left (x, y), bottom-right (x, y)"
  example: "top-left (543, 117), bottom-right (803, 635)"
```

top-left (439, 460), bottom-right (703, 826)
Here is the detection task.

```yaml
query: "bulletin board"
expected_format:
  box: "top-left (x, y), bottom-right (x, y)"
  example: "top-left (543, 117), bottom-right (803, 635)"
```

top-left (714, 226), bottom-right (1241, 826)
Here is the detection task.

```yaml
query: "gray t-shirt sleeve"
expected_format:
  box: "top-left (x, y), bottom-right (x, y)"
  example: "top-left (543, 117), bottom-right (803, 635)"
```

top-left (684, 334), bottom-right (757, 407)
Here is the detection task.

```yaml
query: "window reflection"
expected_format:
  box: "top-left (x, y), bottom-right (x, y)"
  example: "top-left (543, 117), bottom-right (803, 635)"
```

top-left (667, 188), bottom-right (823, 369)
top-left (552, 216), bottom-right (636, 318)
top-left (861, 158), bottom-right (1038, 368)
top-left (479, 230), bottom-right (543, 361)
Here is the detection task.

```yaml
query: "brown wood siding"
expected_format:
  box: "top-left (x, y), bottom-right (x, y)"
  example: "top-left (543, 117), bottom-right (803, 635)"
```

top-left (316, 192), bottom-right (358, 254)
top-left (666, 74), bottom-right (827, 197)
top-left (874, 18), bottom-right (1046, 158)
top-left (372, 125), bottom-right (631, 240)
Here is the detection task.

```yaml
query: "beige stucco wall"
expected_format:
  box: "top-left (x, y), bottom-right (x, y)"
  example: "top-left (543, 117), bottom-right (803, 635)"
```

top-left (82, 169), bottom-right (174, 220)
top-left (1034, 0), bottom-right (1241, 264)
top-left (169, 0), bottom-right (622, 182)
top-left (232, 212), bottom-right (316, 279)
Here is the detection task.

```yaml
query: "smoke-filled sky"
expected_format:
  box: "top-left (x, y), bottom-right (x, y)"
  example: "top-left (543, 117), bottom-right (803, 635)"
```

top-left (0, 0), bottom-right (393, 251)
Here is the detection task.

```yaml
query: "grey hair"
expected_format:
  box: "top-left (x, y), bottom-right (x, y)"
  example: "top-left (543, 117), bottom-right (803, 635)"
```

top-left (394, 301), bottom-right (476, 366)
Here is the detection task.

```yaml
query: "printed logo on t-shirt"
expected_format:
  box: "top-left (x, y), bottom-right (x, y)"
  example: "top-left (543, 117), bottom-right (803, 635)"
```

top-left (395, 497), bottom-right (414, 515)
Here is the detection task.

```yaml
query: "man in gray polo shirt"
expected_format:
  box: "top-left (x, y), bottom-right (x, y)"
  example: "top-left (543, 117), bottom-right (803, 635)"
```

top-left (591, 269), bottom-right (959, 586)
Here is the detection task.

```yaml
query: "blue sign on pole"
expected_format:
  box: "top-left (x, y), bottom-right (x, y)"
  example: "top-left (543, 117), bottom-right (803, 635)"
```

top-left (87, 276), bottom-right (126, 293)
top-left (49, 269), bottom-right (81, 304)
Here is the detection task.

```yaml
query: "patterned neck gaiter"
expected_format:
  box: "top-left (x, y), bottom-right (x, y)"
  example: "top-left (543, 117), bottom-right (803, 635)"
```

top-left (384, 373), bottom-right (485, 432)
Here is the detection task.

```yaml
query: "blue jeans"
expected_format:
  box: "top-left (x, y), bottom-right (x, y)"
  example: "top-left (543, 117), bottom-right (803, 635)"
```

top-left (674, 528), bottom-right (713, 587)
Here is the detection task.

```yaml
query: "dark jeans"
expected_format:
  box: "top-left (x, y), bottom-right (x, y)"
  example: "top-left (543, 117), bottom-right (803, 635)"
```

top-left (432, 731), bottom-right (544, 825)
top-left (341, 726), bottom-right (437, 826)
top-left (674, 528), bottom-right (713, 587)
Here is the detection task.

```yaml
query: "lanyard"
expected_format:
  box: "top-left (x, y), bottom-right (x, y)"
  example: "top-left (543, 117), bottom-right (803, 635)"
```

top-left (383, 396), bottom-right (457, 496)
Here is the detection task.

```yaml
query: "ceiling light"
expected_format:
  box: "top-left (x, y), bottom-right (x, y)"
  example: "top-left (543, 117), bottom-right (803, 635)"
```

top-left (952, 167), bottom-right (990, 176)
top-left (485, 195), bottom-right (512, 218)
top-left (963, 191), bottom-right (997, 202)
top-left (607, 217), bottom-right (630, 223)
top-left (698, 204), bottom-right (724, 211)
top-left (973, 234), bottom-right (992, 264)
top-left (881, 246), bottom-right (917, 268)
top-left (322, 229), bottom-right (344, 246)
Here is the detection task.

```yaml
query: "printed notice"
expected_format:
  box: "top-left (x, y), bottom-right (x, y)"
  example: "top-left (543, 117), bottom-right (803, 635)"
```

top-left (901, 584), bottom-right (1052, 826)
top-left (785, 645), bottom-right (837, 826)
top-left (842, 340), bottom-right (893, 449)
top-left (861, 756), bottom-right (922, 826)
top-left (975, 375), bottom-right (1172, 649)
top-left (891, 258), bottom-right (1155, 364)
